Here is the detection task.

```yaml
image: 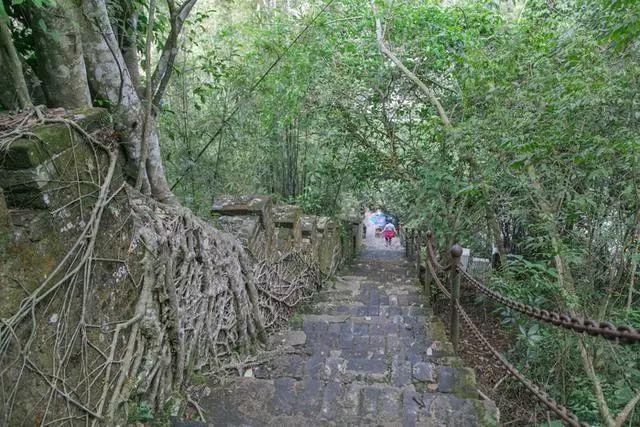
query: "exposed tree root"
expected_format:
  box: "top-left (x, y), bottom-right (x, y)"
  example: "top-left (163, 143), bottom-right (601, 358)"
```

top-left (0, 110), bottom-right (326, 425)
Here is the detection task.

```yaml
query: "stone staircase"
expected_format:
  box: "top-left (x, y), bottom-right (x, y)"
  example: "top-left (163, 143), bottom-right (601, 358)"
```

top-left (179, 241), bottom-right (498, 426)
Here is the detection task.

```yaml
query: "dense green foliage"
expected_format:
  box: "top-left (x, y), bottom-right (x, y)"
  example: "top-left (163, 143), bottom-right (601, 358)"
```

top-left (155, 0), bottom-right (639, 424)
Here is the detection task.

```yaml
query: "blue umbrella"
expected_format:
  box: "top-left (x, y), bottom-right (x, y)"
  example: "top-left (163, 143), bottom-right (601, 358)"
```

top-left (368, 213), bottom-right (387, 226)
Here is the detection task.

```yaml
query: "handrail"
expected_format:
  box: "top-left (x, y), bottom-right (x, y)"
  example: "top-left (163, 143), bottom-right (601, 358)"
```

top-left (458, 268), bottom-right (640, 343)
top-left (426, 256), bottom-right (586, 427)
top-left (424, 239), bottom-right (640, 344)
top-left (413, 232), bottom-right (640, 426)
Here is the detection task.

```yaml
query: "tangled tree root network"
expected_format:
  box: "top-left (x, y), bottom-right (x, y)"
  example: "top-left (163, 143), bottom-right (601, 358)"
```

top-left (0, 110), bottom-right (324, 425)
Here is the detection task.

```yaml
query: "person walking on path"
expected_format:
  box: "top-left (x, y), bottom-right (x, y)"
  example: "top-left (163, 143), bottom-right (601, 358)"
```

top-left (382, 222), bottom-right (396, 247)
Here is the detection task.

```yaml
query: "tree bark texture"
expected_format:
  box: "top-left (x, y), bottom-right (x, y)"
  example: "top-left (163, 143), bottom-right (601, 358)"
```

top-left (3, 0), bottom-right (196, 203)
top-left (17, 0), bottom-right (91, 108)
top-left (0, 18), bottom-right (32, 109)
top-left (78, 0), bottom-right (176, 202)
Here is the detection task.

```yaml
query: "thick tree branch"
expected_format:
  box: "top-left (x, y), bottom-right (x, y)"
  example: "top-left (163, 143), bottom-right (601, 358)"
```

top-left (137, 0), bottom-right (157, 193)
top-left (151, 0), bottom-right (198, 106)
top-left (370, 0), bottom-right (452, 129)
top-left (614, 389), bottom-right (640, 427)
top-left (578, 339), bottom-right (615, 427)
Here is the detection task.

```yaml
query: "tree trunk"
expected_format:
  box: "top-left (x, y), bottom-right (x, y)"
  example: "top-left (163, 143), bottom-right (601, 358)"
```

top-left (525, 163), bottom-right (576, 293)
top-left (0, 18), bottom-right (32, 109)
top-left (120, 10), bottom-right (143, 95)
top-left (79, 0), bottom-right (175, 203)
top-left (19, 1), bottom-right (91, 108)
top-left (525, 162), bottom-right (618, 426)
top-left (151, 0), bottom-right (197, 107)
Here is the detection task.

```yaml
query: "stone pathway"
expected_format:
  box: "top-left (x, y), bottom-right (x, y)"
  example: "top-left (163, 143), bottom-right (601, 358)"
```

top-left (185, 233), bottom-right (498, 426)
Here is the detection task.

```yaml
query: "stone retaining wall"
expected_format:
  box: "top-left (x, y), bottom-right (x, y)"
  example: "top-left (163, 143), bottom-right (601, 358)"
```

top-left (0, 109), bottom-right (113, 210)
top-left (211, 200), bottom-right (362, 275)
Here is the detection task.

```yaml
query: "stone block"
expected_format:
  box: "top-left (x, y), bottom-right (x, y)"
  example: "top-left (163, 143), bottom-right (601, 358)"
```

top-left (273, 204), bottom-right (301, 228)
top-left (378, 387), bottom-right (401, 419)
top-left (412, 362), bottom-right (435, 382)
top-left (272, 377), bottom-right (297, 413)
top-left (268, 330), bottom-right (307, 347)
top-left (273, 204), bottom-right (302, 252)
top-left (316, 216), bottom-right (340, 275)
top-left (295, 377), bottom-right (323, 416)
top-left (437, 366), bottom-right (456, 393)
top-left (215, 215), bottom-right (260, 245)
top-left (0, 108), bottom-right (107, 170)
top-left (300, 215), bottom-right (319, 258)
top-left (359, 387), bottom-right (379, 416)
top-left (346, 358), bottom-right (387, 375)
top-left (402, 390), bottom-right (420, 426)
top-left (212, 194), bottom-right (272, 216)
top-left (320, 381), bottom-right (344, 420)
top-left (211, 194), bottom-right (275, 258)
top-left (300, 215), bottom-right (317, 237)
top-left (317, 216), bottom-right (336, 232)
top-left (391, 356), bottom-right (412, 387)
top-left (0, 109), bottom-right (113, 210)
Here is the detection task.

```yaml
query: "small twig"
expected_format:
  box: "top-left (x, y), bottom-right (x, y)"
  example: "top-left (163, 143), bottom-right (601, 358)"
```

top-left (492, 373), bottom-right (509, 391)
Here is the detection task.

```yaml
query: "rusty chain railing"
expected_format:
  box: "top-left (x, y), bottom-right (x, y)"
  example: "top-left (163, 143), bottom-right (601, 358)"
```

top-left (420, 233), bottom-right (640, 344)
top-left (458, 268), bottom-right (640, 343)
top-left (423, 243), bottom-right (587, 426)
top-left (414, 232), bottom-right (640, 426)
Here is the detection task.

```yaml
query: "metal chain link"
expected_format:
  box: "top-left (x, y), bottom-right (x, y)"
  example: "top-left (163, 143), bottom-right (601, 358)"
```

top-left (427, 241), bottom-right (447, 271)
top-left (425, 240), bottom-right (640, 344)
top-left (426, 259), bottom-right (587, 427)
top-left (458, 268), bottom-right (640, 344)
top-left (457, 302), bottom-right (588, 427)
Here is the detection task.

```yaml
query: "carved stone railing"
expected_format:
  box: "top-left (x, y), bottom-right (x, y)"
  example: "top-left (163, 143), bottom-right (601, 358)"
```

top-left (211, 197), bottom-right (360, 277)
top-left (0, 110), bottom-right (363, 424)
top-left (211, 194), bottom-right (276, 261)
top-left (273, 204), bottom-right (302, 254)
top-left (300, 214), bottom-right (318, 257)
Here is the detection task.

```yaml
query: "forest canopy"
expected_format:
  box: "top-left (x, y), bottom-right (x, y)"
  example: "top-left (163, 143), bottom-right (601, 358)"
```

top-left (1, 0), bottom-right (639, 425)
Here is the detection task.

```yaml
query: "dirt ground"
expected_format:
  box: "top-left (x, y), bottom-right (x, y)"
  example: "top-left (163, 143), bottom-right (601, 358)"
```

top-left (433, 290), bottom-right (551, 426)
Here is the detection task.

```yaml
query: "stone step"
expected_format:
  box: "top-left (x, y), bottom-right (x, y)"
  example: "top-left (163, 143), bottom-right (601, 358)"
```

top-left (180, 244), bottom-right (498, 426)
top-left (180, 377), bottom-right (495, 427)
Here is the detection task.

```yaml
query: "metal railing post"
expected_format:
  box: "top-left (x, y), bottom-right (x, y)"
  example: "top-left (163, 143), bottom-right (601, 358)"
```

top-left (404, 228), bottom-right (410, 257)
top-left (424, 230), bottom-right (434, 302)
top-left (415, 231), bottom-right (422, 274)
top-left (449, 243), bottom-right (462, 351)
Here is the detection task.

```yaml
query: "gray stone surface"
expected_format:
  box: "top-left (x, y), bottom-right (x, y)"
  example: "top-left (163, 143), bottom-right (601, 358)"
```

top-left (211, 195), bottom-right (276, 259)
top-left (269, 330), bottom-right (307, 347)
top-left (187, 237), bottom-right (498, 426)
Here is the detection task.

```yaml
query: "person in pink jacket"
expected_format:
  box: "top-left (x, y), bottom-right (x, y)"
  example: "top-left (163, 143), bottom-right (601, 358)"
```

top-left (382, 222), bottom-right (396, 246)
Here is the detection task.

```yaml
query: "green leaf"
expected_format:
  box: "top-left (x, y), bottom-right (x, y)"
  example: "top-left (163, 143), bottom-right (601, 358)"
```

top-left (37, 18), bottom-right (48, 32)
top-left (613, 383), bottom-right (634, 406)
